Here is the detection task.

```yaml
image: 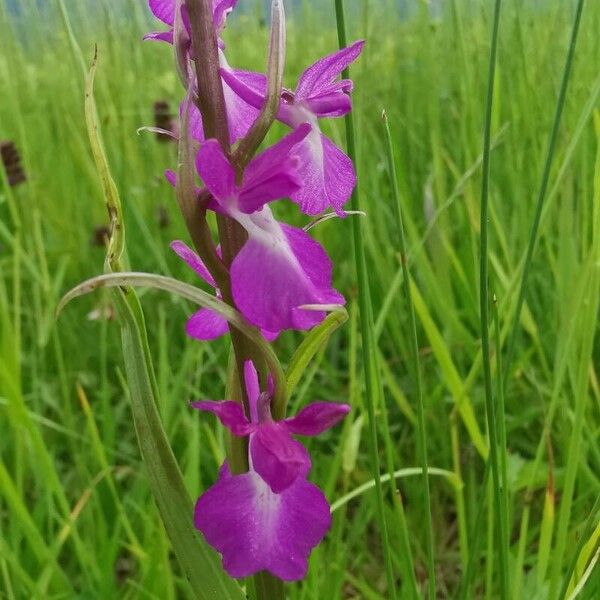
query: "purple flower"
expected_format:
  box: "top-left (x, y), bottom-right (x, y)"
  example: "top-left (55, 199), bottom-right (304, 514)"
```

top-left (146, 0), bottom-right (258, 144)
top-left (193, 361), bottom-right (349, 580)
top-left (193, 361), bottom-right (350, 492)
top-left (193, 126), bottom-right (345, 333)
top-left (170, 240), bottom-right (279, 341)
top-left (146, 0), bottom-right (235, 45)
top-left (221, 40), bottom-right (365, 216)
top-left (195, 461), bottom-right (331, 580)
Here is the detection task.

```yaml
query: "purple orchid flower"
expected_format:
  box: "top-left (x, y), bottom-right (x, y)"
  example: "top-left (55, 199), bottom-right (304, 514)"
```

top-left (193, 361), bottom-right (350, 492)
top-left (170, 240), bottom-right (279, 341)
top-left (189, 125), bottom-right (345, 333)
top-left (146, 0), bottom-right (258, 144)
top-left (221, 40), bottom-right (365, 216)
top-left (145, 0), bottom-right (235, 45)
top-left (193, 361), bottom-right (349, 580)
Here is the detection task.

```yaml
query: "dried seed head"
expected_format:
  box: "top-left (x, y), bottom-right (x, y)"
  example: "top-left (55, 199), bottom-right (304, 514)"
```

top-left (153, 101), bottom-right (177, 142)
top-left (0, 140), bottom-right (27, 187)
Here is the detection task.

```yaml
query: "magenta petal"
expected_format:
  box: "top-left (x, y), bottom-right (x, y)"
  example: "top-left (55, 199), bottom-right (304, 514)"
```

top-left (186, 308), bottom-right (229, 340)
top-left (284, 402), bottom-right (351, 436)
top-left (213, 0), bottom-right (237, 32)
top-left (191, 401), bottom-right (253, 436)
top-left (148, 0), bottom-right (175, 26)
top-left (281, 224), bottom-right (345, 305)
top-left (295, 40), bottom-right (364, 100)
top-left (243, 360), bottom-right (260, 423)
top-left (195, 139), bottom-right (236, 201)
top-left (291, 129), bottom-right (356, 216)
top-left (195, 468), bottom-right (331, 580)
top-left (222, 72), bottom-right (260, 144)
top-left (230, 212), bottom-right (340, 332)
top-left (143, 30), bottom-right (174, 44)
top-left (305, 88), bottom-right (352, 118)
top-left (237, 125), bottom-right (311, 213)
top-left (170, 240), bottom-right (217, 287)
top-left (219, 68), bottom-right (267, 111)
top-left (250, 423), bottom-right (310, 493)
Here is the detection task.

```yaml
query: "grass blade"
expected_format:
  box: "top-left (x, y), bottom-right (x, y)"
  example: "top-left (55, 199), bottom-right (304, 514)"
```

top-left (382, 110), bottom-right (436, 599)
top-left (478, 0), bottom-right (508, 597)
top-left (334, 1), bottom-right (402, 597)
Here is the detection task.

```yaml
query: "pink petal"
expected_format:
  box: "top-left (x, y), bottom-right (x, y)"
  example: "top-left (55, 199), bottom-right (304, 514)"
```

top-left (219, 68), bottom-right (268, 111)
top-left (304, 81), bottom-right (353, 118)
top-left (191, 401), bottom-right (253, 436)
top-left (295, 40), bottom-right (364, 101)
top-left (243, 360), bottom-right (260, 423)
top-left (284, 402), bottom-right (351, 436)
top-left (250, 423), bottom-right (310, 493)
top-left (213, 0), bottom-right (237, 33)
top-left (195, 467), bottom-right (331, 580)
top-left (230, 210), bottom-right (343, 332)
top-left (186, 308), bottom-right (229, 340)
top-left (237, 124), bottom-right (311, 213)
top-left (220, 57), bottom-right (261, 144)
top-left (195, 139), bottom-right (236, 202)
top-left (170, 240), bottom-right (216, 287)
top-left (148, 0), bottom-right (175, 26)
top-left (281, 223), bottom-right (345, 304)
top-left (183, 69), bottom-right (258, 145)
top-left (143, 30), bottom-right (174, 44)
top-left (290, 128), bottom-right (356, 216)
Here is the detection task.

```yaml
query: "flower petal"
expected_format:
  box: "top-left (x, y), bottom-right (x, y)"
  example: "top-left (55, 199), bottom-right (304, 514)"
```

top-left (170, 240), bottom-right (216, 287)
top-left (230, 210), bottom-right (342, 332)
top-left (185, 308), bottom-right (229, 340)
top-left (219, 68), bottom-right (268, 111)
top-left (213, 0), bottom-right (237, 33)
top-left (148, 0), bottom-right (175, 26)
top-left (290, 128), bottom-right (356, 216)
top-left (191, 401), bottom-right (253, 436)
top-left (284, 402), bottom-right (351, 436)
top-left (243, 360), bottom-right (260, 423)
top-left (195, 139), bottom-right (236, 202)
top-left (143, 30), bottom-right (174, 44)
top-left (281, 223), bottom-right (345, 304)
top-left (295, 40), bottom-right (364, 100)
top-left (237, 124), bottom-right (311, 213)
top-left (195, 467), bottom-right (331, 580)
top-left (250, 422), bottom-right (310, 493)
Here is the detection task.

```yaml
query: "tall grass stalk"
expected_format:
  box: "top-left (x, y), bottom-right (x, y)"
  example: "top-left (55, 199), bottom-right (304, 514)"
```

top-left (502, 0), bottom-right (586, 380)
top-left (478, 0), bottom-right (509, 597)
top-left (382, 112), bottom-right (436, 599)
top-left (334, 1), bottom-right (399, 598)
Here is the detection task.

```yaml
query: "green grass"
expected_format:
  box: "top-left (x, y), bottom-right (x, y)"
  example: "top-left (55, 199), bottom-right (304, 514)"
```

top-left (1, 0), bottom-right (600, 598)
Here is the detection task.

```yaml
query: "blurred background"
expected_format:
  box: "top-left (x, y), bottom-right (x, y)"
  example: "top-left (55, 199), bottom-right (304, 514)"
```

top-left (1, 0), bottom-right (599, 598)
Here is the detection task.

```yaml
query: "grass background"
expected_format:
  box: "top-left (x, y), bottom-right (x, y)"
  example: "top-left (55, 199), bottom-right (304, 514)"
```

top-left (1, 0), bottom-right (599, 597)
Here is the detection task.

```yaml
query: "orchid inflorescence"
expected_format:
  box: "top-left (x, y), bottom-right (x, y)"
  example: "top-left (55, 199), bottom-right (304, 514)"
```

top-left (145, 0), bottom-right (362, 582)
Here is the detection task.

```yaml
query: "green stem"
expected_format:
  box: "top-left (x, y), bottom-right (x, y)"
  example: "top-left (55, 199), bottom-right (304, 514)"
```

top-left (334, 2), bottom-right (398, 598)
top-left (383, 112), bottom-right (435, 599)
top-left (479, 0), bottom-right (508, 597)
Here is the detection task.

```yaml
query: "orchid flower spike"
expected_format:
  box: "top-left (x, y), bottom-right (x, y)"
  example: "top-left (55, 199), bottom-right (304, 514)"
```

top-left (221, 40), bottom-right (365, 216)
top-left (193, 361), bottom-right (350, 580)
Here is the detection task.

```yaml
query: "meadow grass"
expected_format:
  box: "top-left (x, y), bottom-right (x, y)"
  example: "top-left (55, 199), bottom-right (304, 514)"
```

top-left (1, 0), bottom-right (599, 598)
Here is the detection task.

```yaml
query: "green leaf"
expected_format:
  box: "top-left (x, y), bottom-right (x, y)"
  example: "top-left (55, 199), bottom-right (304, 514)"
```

top-left (286, 307), bottom-right (348, 397)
